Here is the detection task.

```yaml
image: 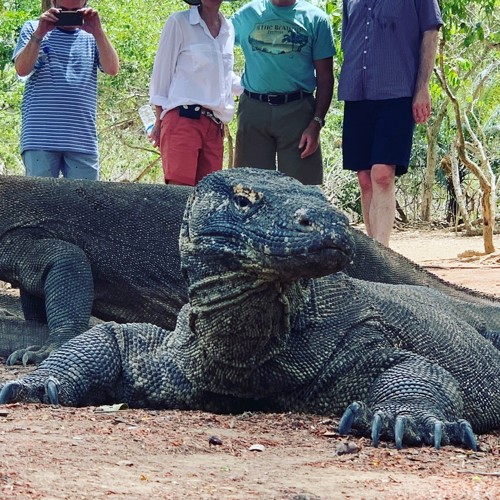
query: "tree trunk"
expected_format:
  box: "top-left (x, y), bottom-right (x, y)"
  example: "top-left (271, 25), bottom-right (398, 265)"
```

top-left (42, 0), bottom-right (51, 12)
top-left (420, 99), bottom-right (448, 221)
top-left (435, 37), bottom-right (496, 254)
top-left (225, 125), bottom-right (234, 168)
top-left (448, 147), bottom-right (473, 233)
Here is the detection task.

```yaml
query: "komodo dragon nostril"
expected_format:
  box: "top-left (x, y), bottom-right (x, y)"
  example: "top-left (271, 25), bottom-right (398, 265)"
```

top-left (295, 209), bottom-right (313, 228)
top-left (295, 208), bottom-right (311, 226)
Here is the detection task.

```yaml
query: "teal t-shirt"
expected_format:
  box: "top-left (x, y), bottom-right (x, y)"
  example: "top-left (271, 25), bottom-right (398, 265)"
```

top-left (232, 0), bottom-right (335, 94)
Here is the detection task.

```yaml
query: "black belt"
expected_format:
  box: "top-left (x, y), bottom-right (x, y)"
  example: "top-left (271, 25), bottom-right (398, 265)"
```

top-left (243, 89), bottom-right (312, 106)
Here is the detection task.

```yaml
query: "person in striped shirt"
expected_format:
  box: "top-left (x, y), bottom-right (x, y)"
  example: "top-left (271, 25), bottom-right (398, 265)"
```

top-left (12, 0), bottom-right (119, 180)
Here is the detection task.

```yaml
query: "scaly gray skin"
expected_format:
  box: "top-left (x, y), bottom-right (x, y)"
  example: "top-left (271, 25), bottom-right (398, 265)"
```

top-left (0, 173), bottom-right (499, 364)
top-left (1, 168), bottom-right (500, 450)
top-left (0, 176), bottom-right (190, 364)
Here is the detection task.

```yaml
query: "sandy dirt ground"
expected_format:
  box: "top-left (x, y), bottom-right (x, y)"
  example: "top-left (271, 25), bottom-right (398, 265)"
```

top-left (390, 227), bottom-right (500, 298)
top-left (0, 228), bottom-right (499, 500)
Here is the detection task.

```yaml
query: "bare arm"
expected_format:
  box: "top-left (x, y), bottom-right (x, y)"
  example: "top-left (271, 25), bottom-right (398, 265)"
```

top-left (412, 28), bottom-right (440, 124)
top-left (14, 33), bottom-right (43, 77)
top-left (81, 8), bottom-right (119, 76)
top-left (298, 57), bottom-right (334, 159)
top-left (15, 7), bottom-right (119, 77)
top-left (14, 8), bottom-right (59, 77)
top-left (150, 105), bottom-right (163, 147)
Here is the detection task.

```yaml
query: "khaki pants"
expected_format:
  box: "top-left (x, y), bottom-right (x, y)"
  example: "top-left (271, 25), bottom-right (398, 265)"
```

top-left (234, 93), bottom-right (323, 185)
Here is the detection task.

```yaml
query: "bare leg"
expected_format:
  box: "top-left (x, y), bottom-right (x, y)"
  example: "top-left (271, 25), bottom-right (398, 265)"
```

top-left (357, 170), bottom-right (373, 237)
top-left (357, 164), bottom-right (396, 247)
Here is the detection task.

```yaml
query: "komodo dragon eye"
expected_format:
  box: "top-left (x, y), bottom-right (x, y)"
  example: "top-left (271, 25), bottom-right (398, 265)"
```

top-left (232, 185), bottom-right (262, 212)
top-left (233, 195), bottom-right (252, 209)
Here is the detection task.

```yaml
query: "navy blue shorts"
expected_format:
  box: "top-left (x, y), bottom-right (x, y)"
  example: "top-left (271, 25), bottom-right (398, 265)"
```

top-left (342, 98), bottom-right (415, 177)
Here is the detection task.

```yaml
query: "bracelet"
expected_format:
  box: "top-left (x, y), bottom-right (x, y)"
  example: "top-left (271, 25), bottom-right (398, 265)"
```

top-left (30, 34), bottom-right (43, 45)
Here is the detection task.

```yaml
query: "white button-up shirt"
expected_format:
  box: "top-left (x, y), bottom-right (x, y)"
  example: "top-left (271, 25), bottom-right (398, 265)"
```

top-left (150, 7), bottom-right (241, 124)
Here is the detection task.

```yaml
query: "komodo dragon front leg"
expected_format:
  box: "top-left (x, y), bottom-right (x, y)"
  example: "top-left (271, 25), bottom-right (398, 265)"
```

top-left (0, 322), bottom-right (481, 450)
top-left (335, 353), bottom-right (477, 450)
top-left (0, 321), bottom-right (203, 409)
top-left (1, 236), bottom-right (93, 365)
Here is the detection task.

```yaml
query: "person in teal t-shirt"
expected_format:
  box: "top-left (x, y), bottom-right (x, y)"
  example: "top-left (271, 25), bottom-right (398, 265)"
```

top-left (232, 0), bottom-right (335, 185)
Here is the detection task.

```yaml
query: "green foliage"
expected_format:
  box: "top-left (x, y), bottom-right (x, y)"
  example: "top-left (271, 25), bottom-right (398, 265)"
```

top-left (440, 0), bottom-right (498, 46)
top-left (0, 2), bottom-right (41, 174)
top-left (0, 0), bottom-right (498, 224)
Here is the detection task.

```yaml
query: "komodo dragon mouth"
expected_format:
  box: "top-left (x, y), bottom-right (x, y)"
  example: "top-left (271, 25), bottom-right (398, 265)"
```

top-left (188, 232), bottom-right (353, 280)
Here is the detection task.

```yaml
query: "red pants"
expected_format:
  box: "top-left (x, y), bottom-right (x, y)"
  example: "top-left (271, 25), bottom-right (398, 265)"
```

top-left (160, 109), bottom-right (224, 186)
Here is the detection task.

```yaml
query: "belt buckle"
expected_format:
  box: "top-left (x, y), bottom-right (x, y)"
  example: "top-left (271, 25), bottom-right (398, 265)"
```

top-left (266, 94), bottom-right (281, 106)
top-left (203, 109), bottom-right (223, 127)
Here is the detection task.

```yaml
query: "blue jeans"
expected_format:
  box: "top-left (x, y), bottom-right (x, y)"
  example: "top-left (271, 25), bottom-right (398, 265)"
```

top-left (22, 150), bottom-right (99, 180)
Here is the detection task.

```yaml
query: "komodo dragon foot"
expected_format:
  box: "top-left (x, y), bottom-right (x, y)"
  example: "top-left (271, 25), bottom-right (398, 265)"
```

top-left (0, 323), bottom-right (128, 407)
top-left (0, 375), bottom-right (61, 405)
top-left (335, 353), bottom-right (479, 450)
top-left (6, 341), bottom-right (61, 366)
top-left (338, 401), bottom-right (477, 450)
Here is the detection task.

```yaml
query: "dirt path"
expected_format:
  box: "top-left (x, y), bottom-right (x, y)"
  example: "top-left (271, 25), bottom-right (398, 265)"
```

top-left (1, 229), bottom-right (499, 499)
top-left (390, 227), bottom-right (500, 298)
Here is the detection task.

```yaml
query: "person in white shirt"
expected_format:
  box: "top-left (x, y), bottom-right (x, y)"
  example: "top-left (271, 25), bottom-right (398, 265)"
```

top-left (149, 0), bottom-right (241, 186)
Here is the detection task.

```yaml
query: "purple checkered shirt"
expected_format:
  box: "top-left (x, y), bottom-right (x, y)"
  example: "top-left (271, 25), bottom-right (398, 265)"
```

top-left (338, 0), bottom-right (442, 101)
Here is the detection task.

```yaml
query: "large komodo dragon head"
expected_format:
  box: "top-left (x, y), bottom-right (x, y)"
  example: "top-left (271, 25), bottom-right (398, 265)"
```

top-left (180, 167), bottom-right (354, 282)
top-left (177, 167), bottom-right (355, 374)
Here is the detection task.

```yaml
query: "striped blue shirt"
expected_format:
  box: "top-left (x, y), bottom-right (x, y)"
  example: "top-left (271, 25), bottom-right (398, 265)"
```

top-left (338, 0), bottom-right (442, 101)
top-left (13, 21), bottom-right (100, 154)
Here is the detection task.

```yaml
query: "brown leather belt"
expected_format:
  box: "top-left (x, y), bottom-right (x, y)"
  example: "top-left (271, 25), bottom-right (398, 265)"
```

top-left (243, 89), bottom-right (312, 106)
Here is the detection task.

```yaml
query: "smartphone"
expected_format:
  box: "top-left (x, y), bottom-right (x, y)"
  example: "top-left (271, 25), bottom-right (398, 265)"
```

top-left (55, 11), bottom-right (84, 27)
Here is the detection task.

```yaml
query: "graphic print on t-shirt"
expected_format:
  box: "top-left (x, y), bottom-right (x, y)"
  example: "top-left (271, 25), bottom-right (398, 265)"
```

top-left (248, 20), bottom-right (308, 55)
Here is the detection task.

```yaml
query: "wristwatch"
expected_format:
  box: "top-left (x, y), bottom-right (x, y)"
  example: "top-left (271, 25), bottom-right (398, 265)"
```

top-left (312, 116), bottom-right (325, 128)
top-left (30, 33), bottom-right (43, 45)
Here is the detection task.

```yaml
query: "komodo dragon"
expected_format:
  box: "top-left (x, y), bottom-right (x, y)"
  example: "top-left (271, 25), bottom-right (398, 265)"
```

top-left (1, 174), bottom-right (499, 365)
top-left (1, 168), bottom-right (500, 450)
top-left (0, 176), bottom-right (191, 364)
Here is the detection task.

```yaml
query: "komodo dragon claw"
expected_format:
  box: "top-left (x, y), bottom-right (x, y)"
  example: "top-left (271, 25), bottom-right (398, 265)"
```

top-left (45, 378), bottom-right (60, 405)
top-left (5, 345), bottom-right (40, 366)
top-left (0, 381), bottom-right (21, 404)
top-left (457, 420), bottom-right (477, 450)
top-left (0, 376), bottom-right (60, 405)
top-left (338, 401), bottom-right (477, 450)
top-left (7, 343), bottom-right (60, 366)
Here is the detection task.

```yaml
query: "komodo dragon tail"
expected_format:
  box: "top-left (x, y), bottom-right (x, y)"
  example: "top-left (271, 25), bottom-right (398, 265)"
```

top-left (347, 229), bottom-right (499, 307)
